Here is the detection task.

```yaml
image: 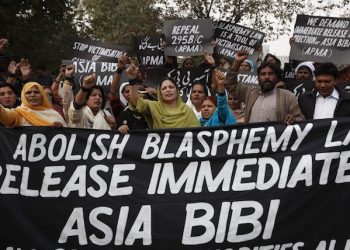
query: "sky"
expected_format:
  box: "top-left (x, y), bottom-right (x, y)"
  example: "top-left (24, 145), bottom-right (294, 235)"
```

top-left (265, 0), bottom-right (350, 56)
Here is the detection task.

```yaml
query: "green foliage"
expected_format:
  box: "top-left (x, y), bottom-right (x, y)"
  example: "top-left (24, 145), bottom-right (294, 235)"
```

top-left (81, 0), bottom-right (162, 46)
top-left (156, 0), bottom-right (350, 40)
top-left (156, 0), bottom-right (304, 40)
top-left (1, 0), bottom-right (349, 71)
top-left (0, 0), bottom-right (84, 71)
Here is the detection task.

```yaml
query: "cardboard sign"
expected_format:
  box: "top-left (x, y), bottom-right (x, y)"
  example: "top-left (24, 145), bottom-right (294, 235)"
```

top-left (133, 35), bottom-right (165, 66)
top-left (214, 21), bottom-right (264, 62)
top-left (163, 19), bottom-right (214, 56)
top-left (70, 37), bottom-right (127, 62)
top-left (290, 15), bottom-right (350, 64)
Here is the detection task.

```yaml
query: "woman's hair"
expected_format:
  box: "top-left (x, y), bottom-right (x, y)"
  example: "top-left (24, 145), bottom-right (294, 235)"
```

top-left (159, 77), bottom-right (178, 90)
top-left (86, 85), bottom-right (106, 109)
top-left (201, 96), bottom-right (216, 106)
top-left (0, 82), bottom-right (17, 96)
top-left (0, 82), bottom-right (21, 108)
top-left (191, 82), bottom-right (209, 96)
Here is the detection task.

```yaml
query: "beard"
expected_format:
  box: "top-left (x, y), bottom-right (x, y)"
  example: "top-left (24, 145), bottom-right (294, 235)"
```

top-left (260, 80), bottom-right (276, 92)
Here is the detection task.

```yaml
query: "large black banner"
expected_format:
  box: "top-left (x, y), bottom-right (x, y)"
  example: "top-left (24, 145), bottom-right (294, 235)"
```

top-left (133, 35), bottom-right (165, 67)
top-left (1, 119), bottom-right (350, 249)
top-left (163, 19), bottom-right (214, 56)
top-left (290, 15), bottom-right (350, 64)
top-left (214, 21), bottom-right (264, 62)
top-left (70, 38), bottom-right (127, 62)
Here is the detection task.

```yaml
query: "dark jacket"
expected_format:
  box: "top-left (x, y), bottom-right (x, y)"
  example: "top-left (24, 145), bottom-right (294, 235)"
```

top-left (298, 86), bottom-right (350, 119)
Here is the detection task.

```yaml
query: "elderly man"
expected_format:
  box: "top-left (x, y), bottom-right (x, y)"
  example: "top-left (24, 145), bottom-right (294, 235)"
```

top-left (226, 51), bottom-right (304, 124)
top-left (298, 62), bottom-right (350, 119)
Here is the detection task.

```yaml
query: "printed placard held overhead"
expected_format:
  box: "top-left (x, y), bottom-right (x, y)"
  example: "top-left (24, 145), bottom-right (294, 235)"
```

top-left (290, 15), bottom-right (350, 64)
top-left (214, 21), bottom-right (265, 62)
top-left (70, 37), bottom-right (127, 62)
top-left (163, 19), bottom-right (214, 56)
top-left (133, 35), bottom-right (164, 67)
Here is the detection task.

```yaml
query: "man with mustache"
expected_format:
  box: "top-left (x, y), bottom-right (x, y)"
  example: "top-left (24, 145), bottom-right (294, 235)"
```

top-left (226, 51), bottom-right (304, 124)
top-left (298, 62), bottom-right (350, 119)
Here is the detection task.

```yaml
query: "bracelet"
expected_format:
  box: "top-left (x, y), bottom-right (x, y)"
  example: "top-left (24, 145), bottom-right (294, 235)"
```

top-left (81, 86), bottom-right (90, 92)
top-left (8, 72), bottom-right (16, 77)
top-left (128, 78), bottom-right (138, 86)
top-left (116, 68), bottom-right (123, 74)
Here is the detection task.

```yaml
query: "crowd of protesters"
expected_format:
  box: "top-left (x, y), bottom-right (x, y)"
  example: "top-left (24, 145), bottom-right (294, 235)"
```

top-left (0, 36), bottom-right (350, 133)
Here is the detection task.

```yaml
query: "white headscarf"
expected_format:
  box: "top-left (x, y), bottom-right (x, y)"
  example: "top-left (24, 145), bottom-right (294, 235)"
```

top-left (119, 82), bottom-right (129, 107)
top-left (295, 62), bottom-right (315, 79)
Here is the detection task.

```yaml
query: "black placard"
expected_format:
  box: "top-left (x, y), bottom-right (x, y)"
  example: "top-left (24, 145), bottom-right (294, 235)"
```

top-left (163, 19), bottom-right (214, 56)
top-left (285, 79), bottom-right (315, 97)
top-left (237, 72), bottom-right (259, 85)
top-left (1, 119), bottom-right (350, 249)
top-left (70, 37), bottom-right (127, 62)
top-left (214, 21), bottom-right (265, 62)
top-left (336, 82), bottom-right (350, 94)
top-left (283, 63), bottom-right (296, 80)
top-left (133, 35), bottom-right (165, 66)
top-left (146, 67), bottom-right (212, 101)
top-left (62, 60), bottom-right (128, 93)
top-left (290, 15), bottom-right (350, 64)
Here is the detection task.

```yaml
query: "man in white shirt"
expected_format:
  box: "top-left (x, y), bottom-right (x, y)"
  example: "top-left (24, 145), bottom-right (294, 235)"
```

top-left (298, 62), bottom-right (350, 119)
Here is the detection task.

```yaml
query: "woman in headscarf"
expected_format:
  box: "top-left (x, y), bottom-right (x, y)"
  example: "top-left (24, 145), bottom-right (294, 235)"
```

top-left (228, 89), bottom-right (245, 124)
top-left (199, 71), bottom-right (236, 127)
top-left (128, 64), bottom-right (200, 129)
top-left (0, 82), bottom-right (66, 127)
top-left (239, 59), bottom-right (255, 73)
top-left (68, 74), bottom-right (115, 130)
top-left (118, 82), bottom-right (131, 108)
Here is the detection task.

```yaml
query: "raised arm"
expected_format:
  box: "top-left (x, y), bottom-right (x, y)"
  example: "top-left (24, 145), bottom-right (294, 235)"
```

top-left (126, 64), bottom-right (140, 106)
top-left (203, 52), bottom-right (218, 93)
top-left (6, 61), bottom-right (17, 85)
top-left (61, 64), bottom-right (75, 117)
top-left (225, 51), bottom-right (250, 102)
top-left (232, 51), bottom-right (248, 73)
top-left (216, 70), bottom-right (226, 94)
top-left (19, 58), bottom-right (31, 83)
top-left (109, 53), bottom-right (128, 100)
top-left (51, 64), bottom-right (66, 97)
top-left (0, 104), bottom-right (18, 127)
top-left (215, 70), bottom-right (236, 124)
top-left (74, 74), bottom-right (96, 107)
